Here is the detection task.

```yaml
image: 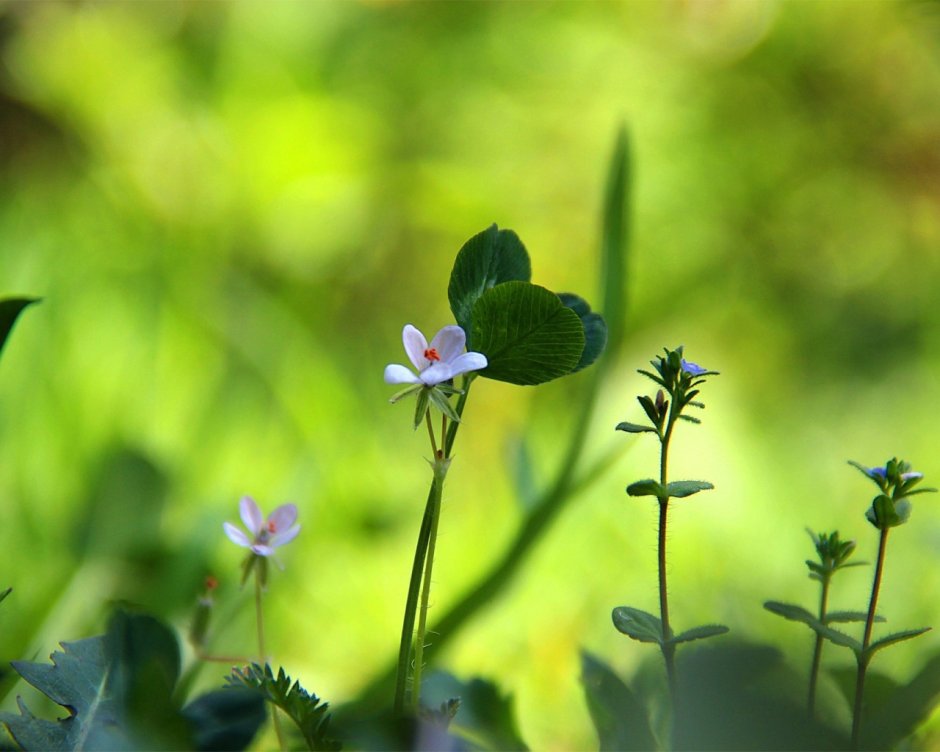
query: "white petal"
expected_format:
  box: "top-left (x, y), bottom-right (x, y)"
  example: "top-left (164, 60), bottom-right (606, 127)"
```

top-left (223, 522), bottom-right (252, 548)
top-left (271, 523), bottom-right (300, 548)
top-left (402, 324), bottom-right (428, 371)
top-left (429, 325), bottom-right (466, 364)
top-left (420, 362), bottom-right (454, 385)
top-left (239, 496), bottom-right (263, 535)
top-left (268, 503), bottom-right (298, 534)
top-left (251, 543), bottom-right (275, 557)
top-left (384, 364), bottom-right (421, 384)
top-left (448, 351), bottom-right (488, 377)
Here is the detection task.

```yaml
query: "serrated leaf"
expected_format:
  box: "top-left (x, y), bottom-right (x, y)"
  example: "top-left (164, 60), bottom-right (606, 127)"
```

top-left (447, 225), bottom-right (532, 339)
top-left (637, 368), bottom-right (666, 388)
top-left (557, 293), bottom-right (607, 373)
top-left (615, 422), bottom-right (655, 434)
top-left (677, 414), bottom-right (701, 424)
top-left (763, 601), bottom-right (862, 653)
top-left (825, 611), bottom-right (884, 625)
top-left (471, 282), bottom-right (584, 386)
top-left (626, 479), bottom-right (666, 498)
top-left (227, 663), bottom-right (340, 751)
top-left (865, 628), bottom-right (931, 659)
top-left (665, 480), bottom-right (713, 498)
top-left (668, 624), bottom-right (730, 645)
top-left (612, 607), bottom-right (664, 644)
top-left (0, 297), bottom-right (39, 359)
top-left (580, 651), bottom-right (655, 751)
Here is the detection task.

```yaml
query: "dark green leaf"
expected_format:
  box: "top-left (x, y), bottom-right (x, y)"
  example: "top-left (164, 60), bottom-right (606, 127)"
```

top-left (637, 368), bottom-right (666, 388)
top-left (763, 601), bottom-right (862, 653)
top-left (413, 388), bottom-right (430, 430)
top-left (0, 297), bottom-right (39, 359)
top-left (677, 414), bottom-right (701, 424)
top-left (865, 628), bottom-right (931, 659)
top-left (557, 293), bottom-right (607, 373)
top-left (825, 611), bottom-right (884, 625)
top-left (447, 225), bottom-right (532, 339)
top-left (665, 480), bottom-right (713, 498)
top-left (471, 282), bottom-right (584, 386)
top-left (626, 479), bottom-right (666, 498)
top-left (615, 422), bottom-right (656, 434)
top-left (864, 652), bottom-right (940, 751)
top-left (422, 672), bottom-right (528, 751)
top-left (580, 651), bottom-right (655, 752)
top-left (182, 688), bottom-right (265, 751)
top-left (227, 664), bottom-right (340, 751)
top-left (0, 587), bottom-right (9, 605)
top-left (427, 387), bottom-right (460, 423)
top-left (637, 395), bottom-right (659, 425)
top-left (668, 624), bottom-right (730, 645)
top-left (612, 606), bottom-right (664, 644)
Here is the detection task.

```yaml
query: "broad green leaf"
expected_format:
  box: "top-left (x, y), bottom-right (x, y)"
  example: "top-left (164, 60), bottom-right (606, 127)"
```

top-left (825, 611), bottom-right (884, 624)
top-left (763, 601), bottom-right (862, 653)
top-left (598, 126), bottom-right (630, 366)
top-left (668, 624), bottom-right (730, 645)
top-left (422, 672), bottom-right (528, 751)
top-left (557, 293), bottom-right (607, 373)
top-left (615, 422), bottom-right (656, 434)
top-left (227, 663), bottom-right (340, 751)
top-left (0, 297), bottom-right (39, 359)
top-left (612, 606), bottom-right (664, 645)
top-left (864, 652), bottom-right (940, 751)
top-left (865, 628), bottom-right (931, 659)
top-left (471, 282), bottom-right (584, 385)
top-left (626, 479), bottom-right (666, 498)
top-left (666, 480), bottom-right (714, 498)
top-left (448, 225), bottom-right (531, 339)
top-left (580, 651), bottom-right (655, 751)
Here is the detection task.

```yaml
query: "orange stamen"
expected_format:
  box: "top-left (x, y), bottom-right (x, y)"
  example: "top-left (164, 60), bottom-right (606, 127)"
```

top-left (424, 347), bottom-right (441, 362)
top-left (267, 520), bottom-right (277, 533)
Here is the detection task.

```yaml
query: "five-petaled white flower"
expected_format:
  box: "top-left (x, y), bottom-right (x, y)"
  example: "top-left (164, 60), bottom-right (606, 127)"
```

top-left (223, 496), bottom-right (300, 557)
top-left (384, 324), bottom-right (487, 386)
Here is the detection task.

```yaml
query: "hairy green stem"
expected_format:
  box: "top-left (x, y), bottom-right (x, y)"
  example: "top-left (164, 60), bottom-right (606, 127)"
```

top-left (808, 575), bottom-right (831, 718)
top-left (393, 378), bottom-right (473, 715)
top-left (851, 527), bottom-right (889, 749)
top-left (658, 418), bottom-right (677, 706)
top-left (256, 574), bottom-right (287, 752)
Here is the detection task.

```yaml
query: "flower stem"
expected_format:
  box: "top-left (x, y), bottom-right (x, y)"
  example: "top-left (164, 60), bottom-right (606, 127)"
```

top-left (393, 377), bottom-right (473, 716)
top-left (255, 574), bottom-right (287, 752)
top-left (410, 469), bottom-right (444, 708)
top-left (851, 527), bottom-right (889, 749)
top-left (808, 575), bottom-right (831, 718)
top-left (425, 410), bottom-right (438, 457)
top-left (658, 419), bottom-right (677, 706)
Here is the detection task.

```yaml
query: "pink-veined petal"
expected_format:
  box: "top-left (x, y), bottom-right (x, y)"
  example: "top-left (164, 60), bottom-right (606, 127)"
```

top-left (402, 325), bottom-right (428, 371)
top-left (429, 326), bottom-right (466, 364)
top-left (384, 364), bottom-right (421, 384)
top-left (268, 504), bottom-right (298, 534)
top-left (223, 522), bottom-right (252, 548)
top-left (420, 362), bottom-right (454, 385)
top-left (251, 543), bottom-right (275, 557)
top-left (239, 496), bottom-right (263, 535)
top-left (448, 351), bottom-right (488, 378)
top-left (271, 523), bottom-right (300, 548)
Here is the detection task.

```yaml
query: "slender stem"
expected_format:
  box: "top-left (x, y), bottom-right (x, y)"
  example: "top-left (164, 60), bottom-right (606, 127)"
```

top-left (851, 527), bottom-right (889, 749)
top-left (425, 410), bottom-right (438, 457)
top-left (658, 418), bottom-right (677, 705)
top-left (808, 575), bottom-right (831, 718)
top-left (255, 574), bottom-right (287, 752)
top-left (411, 471), bottom-right (444, 707)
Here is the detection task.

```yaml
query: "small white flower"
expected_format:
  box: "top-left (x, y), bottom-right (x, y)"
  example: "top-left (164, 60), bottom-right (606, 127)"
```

top-left (223, 496), bottom-right (300, 557)
top-left (384, 324), bottom-right (487, 386)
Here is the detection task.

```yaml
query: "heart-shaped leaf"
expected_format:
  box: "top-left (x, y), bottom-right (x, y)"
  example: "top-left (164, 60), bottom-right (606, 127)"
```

top-left (448, 225), bottom-right (531, 339)
top-left (471, 281), bottom-right (584, 385)
top-left (612, 606), bottom-right (664, 645)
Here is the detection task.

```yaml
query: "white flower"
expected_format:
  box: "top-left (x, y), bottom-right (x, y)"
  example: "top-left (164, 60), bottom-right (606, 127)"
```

top-left (384, 324), bottom-right (487, 386)
top-left (223, 496), bottom-right (300, 557)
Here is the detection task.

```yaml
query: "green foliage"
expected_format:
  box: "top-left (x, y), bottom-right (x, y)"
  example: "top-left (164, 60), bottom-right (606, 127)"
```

top-left (447, 225), bottom-right (532, 340)
top-left (421, 672), bottom-right (528, 751)
top-left (806, 529), bottom-right (865, 582)
top-left (860, 653), bottom-right (940, 751)
top-left (668, 625), bottom-right (729, 646)
top-left (227, 663), bottom-right (340, 752)
top-left (612, 606), bottom-right (665, 645)
top-left (0, 610), bottom-right (263, 751)
top-left (624, 479), bottom-right (713, 500)
top-left (557, 293), bottom-right (607, 373)
top-left (763, 601), bottom-right (862, 653)
top-left (580, 652), bottom-right (655, 752)
top-left (470, 281), bottom-right (584, 386)
top-left (0, 298), bottom-right (39, 360)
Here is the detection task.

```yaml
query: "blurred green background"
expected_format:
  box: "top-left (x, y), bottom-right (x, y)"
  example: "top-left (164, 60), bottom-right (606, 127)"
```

top-left (2, 0), bottom-right (940, 748)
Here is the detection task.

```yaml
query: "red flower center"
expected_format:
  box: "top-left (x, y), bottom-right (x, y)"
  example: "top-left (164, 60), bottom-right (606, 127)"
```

top-left (424, 347), bottom-right (441, 362)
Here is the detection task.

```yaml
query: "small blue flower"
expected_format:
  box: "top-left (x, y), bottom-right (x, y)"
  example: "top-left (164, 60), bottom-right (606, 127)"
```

top-left (680, 359), bottom-right (708, 377)
top-left (867, 466), bottom-right (888, 480)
